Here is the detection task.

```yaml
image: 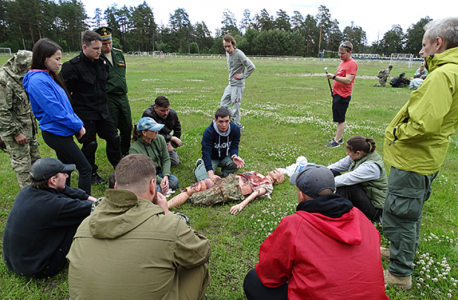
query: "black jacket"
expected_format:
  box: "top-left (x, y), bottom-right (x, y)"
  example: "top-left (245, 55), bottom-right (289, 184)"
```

top-left (60, 52), bottom-right (110, 120)
top-left (2, 185), bottom-right (92, 276)
top-left (142, 106), bottom-right (182, 146)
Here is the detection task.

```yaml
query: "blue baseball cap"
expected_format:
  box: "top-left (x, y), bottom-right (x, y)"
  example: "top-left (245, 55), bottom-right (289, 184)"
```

top-left (136, 117), bottom-right (164, 132)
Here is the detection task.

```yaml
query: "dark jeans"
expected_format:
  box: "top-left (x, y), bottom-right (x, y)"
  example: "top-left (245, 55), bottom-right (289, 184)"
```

top-left (34, 225), bottom-right (78, 279)
top-left (243, 269), bottom-right (288, 300)
top-left (42, 131), bottom-right (91, 195)
top-left (336, 184), bottom-right (382, 222)
top-left (78, 118), bottom-right (121, 172)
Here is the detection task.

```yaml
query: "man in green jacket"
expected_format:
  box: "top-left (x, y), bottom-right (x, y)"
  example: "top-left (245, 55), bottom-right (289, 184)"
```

top-left (67, 154), bottom-right (211, 300)
top-left (382, 17), bottom-right (458, 290)
top-left (95, 27), bottom-right (132, 157)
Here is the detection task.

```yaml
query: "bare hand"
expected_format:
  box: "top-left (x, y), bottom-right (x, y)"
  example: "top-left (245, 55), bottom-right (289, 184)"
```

top-left (325, 73), bottom-right (335, 80)
top-left (209, 174), bottom-right (221, 183)
top-left (230, 204), bottom-right (243, 215)
top-left (233, 73), bottom-right (242, 80)
top-left (87, 196), bottom-right (97, 202)
top-left (161, 176), bottom-right (169, 195)
top-left (154, 193), bottom-right (171, 213)
top-left (166, 143), bottom-right (174, 152)
top-left (77, 126), bottom-right (86, 139)
top-left (14, 133), bottom-right (27, 144)
top-left (171, 136), bottom-right (182, 147)
top-left (233, 156), bottom-right (245, 169)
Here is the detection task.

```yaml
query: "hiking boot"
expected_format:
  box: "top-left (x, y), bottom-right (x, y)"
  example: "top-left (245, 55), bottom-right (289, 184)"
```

top-left (91, 172), bottom-right (107, 185)
top-left (380, 247), bottom-right (390, 260)
top-left (193, 158), bottom-right (203, 174)
top-left (327, 138), bottom-right (344, 144)
top-left (326, 139), bottom-right (340, 148)
top-left (384, 269), bottom-right (412, 290)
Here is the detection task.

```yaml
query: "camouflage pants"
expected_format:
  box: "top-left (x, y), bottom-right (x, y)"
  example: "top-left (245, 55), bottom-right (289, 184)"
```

top-left (189, 174), bottom-right (244, 206)
top-left (374, 77), bottom-right (387, 87)
top-left (2, 131), bottom-right (41, 188)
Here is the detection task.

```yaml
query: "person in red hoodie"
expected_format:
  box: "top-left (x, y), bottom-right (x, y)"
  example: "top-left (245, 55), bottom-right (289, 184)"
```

top-left (243, 164), bottom-right (389, 300)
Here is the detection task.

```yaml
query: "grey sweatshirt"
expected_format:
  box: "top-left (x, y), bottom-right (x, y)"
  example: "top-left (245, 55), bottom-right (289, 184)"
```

top-left (227, 49), bottom-right (256, 87)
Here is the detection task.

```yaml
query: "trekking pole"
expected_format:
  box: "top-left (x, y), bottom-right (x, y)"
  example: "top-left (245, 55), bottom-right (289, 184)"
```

top-left (324, 67), bottom-right (333, 95)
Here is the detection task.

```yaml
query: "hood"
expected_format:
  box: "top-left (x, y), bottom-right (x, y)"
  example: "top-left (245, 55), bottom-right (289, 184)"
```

top-left (296, 194), bottom-right (362, 245)
top-left (89, 189), bottom-right (164, 239)
top-left (3, 50), bottom-right (32, 84)
top-left (425, 47), bottom-right (458, 73)
top-left (22, 69), bottom-right (48, 92)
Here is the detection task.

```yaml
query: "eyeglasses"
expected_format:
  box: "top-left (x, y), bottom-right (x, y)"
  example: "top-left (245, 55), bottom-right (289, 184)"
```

top-left (340, 43), bottom-right (352, 51)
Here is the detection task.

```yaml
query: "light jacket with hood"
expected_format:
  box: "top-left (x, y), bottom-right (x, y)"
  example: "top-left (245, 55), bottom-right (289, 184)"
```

top-left (256, 194), bottom-right (389, 300)
top-left (384, 47), bottom-right (458, 175)
top-left (67, 189), bottom-right (211, 300)
top-left (201, 120), bottom-right (240, 172)
top-left (23, 70), bottom-right (83, 137)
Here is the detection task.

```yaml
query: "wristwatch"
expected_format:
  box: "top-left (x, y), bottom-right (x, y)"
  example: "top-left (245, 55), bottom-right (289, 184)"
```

top-left (333, 75), bottom-right (336, 80)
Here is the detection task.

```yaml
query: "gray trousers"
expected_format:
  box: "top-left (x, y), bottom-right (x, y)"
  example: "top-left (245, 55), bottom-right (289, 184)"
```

top-left (382, 166), bottom-right (437, 276)
top-left (169, 149), bottom-right (180, 167)
top-left (193, 155), bottom-right (238, 182)
top-left (220, 85), bottom-right (244, 125)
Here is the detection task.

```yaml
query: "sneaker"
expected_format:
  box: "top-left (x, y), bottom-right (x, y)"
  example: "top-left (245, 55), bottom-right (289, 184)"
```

top-left (193, 158), bottom-right (203, 174)
top-left (326, 139), bottom-right (340, 148)
top-left (380, 247), bottom-right (390, 260)
top-left (92, 172), bottom-right (107, 185)
top-left (384, 269), bottom-right (412, 290)
top-left (327, 138), bottom-right (344, 144)
top-left (237, 123), bottom-right (245, 130)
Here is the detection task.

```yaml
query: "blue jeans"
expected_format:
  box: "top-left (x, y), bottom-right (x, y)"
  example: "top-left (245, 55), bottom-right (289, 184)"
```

top-left (157, 172), bottom-right (179, 194)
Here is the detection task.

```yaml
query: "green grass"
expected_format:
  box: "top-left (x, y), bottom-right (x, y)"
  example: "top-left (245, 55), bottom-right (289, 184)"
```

top-left (1, 54), bottom-right (457, 299)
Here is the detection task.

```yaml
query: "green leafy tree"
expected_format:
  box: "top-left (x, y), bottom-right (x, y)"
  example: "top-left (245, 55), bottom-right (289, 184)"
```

top-left (254, 9), bottom-right (274, 31)
top-left (291, 29), bottom-right (305, 56)
top-left (93, 8), bottom-right (103, 28)
top-left (316, 5), bottom-right (332, 53)
top-left (239, 9), bottom-right (251, 33)
top-left (328, 19), bottom-right (342, 51)
top-left (194, 21), bottom-right (213, 54)
top-left (291, 11), bottom-right (304, 31)
top-left (342, 22), bottom-right (367, 53)
top-left (275, 9), bottom-right (291, 31)
top-left (221, 9), bottom-right (240, 36)
top-left (129, 2), bottom-right (156, 51)
top-left (59, 0), bottom-right (87, 51)
top-left (169, 8), bottom-right (191, 53)
top-left (303, 14), bottom-right (319, 57)
top-left (380, 24), bottom-right (405, 54)
top-left (405, 17), bottom-right (432, 54)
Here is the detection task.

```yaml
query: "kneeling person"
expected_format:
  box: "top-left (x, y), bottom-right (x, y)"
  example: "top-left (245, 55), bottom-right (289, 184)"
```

top-left (67, 154), bottom-right (211, 300)
top-left (194, 107), bottom-right (244, 182)
top-left (243, 165), bottom-right (388, 300)
top-left (129, 117), bottom-right (179, 195)
top-left (2, 158), bottom-right (94, 278)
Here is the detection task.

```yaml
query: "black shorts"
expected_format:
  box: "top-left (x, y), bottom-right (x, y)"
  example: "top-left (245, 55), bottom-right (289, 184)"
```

top-left (332, 94), bottom-right (351, 123)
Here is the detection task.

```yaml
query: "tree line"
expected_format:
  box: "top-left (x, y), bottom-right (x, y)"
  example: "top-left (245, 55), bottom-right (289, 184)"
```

top-left (0, 0), bottom-right (432, 57)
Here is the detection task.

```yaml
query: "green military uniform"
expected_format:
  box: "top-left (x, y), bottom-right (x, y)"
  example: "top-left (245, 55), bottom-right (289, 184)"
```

top-left (0, 50), bottom-right (41, 188)
top-left (374, 67), bottom-right (392, 87)
top-left (95, 27), bottom-right (132, 156)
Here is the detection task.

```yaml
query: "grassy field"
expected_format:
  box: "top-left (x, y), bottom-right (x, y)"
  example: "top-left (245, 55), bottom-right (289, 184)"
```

top-left (1, 53), bottom-right (457, 299)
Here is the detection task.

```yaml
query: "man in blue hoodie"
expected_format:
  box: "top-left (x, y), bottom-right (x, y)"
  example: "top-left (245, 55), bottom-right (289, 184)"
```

top-left (193, 107), bottom-right (244, 182)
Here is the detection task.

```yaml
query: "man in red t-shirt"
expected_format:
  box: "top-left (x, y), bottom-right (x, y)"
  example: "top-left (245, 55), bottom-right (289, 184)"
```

top-left (325, 41), bottom-right (358, 147)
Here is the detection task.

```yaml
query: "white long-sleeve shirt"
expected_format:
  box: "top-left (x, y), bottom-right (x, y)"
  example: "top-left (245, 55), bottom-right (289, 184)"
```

top-left (327, 155), bottom-right (381, 187)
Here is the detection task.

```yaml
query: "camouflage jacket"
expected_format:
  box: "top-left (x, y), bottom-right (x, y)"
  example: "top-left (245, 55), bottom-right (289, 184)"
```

top-left (377, 68), bottom-right (391, 80)
top-left (0, 51), bottom-right (37, 137)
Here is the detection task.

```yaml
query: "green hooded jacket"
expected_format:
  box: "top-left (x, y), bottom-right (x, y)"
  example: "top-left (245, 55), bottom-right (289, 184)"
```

top-left (384, 47), bottom-right (458, 175)
top-left (67, 189), bottom-right (211, 300)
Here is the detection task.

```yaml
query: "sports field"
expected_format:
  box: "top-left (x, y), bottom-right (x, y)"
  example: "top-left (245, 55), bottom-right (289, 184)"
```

top-left (1, 54), bottom-right (457, 299)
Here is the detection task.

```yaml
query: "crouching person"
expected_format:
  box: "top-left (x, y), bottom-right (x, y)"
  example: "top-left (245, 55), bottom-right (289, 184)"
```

top-left (67, 154), bottom-right (211, 300)
top-left (243, 165), bottom-right (389, 300)
top-left (2, 158), bottom-right (95, 278)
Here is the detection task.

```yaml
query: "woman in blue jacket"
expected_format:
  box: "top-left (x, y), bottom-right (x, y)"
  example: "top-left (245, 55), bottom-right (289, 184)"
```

top-left (23, 38), bottom-right (92, 194)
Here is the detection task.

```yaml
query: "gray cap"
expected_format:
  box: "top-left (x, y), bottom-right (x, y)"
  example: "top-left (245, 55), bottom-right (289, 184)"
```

top-left (137, 117), bottom-right (164, 132)
top-left (290, 164), bottom-right (335, 198)
top-left (29, 158), bottom-right (75, 180)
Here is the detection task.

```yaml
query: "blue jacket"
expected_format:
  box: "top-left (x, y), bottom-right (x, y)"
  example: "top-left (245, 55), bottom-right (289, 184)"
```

top-left (201, 120), bottom-right (240, 171)
top-left (23, 70), bottom-right (83, 136)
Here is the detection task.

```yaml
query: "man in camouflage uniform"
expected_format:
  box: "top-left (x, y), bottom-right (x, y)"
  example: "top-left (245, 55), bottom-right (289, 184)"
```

top-left (0, 50), bottom-right (41, 188)
top-left (95, 27), bottom-right (132, 157)
top-left (374, 65), bottom-right (393, 87)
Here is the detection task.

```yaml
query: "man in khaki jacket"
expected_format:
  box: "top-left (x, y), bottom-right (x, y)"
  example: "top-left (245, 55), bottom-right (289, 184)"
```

top-left (67, 154), bottom-right (211, 300)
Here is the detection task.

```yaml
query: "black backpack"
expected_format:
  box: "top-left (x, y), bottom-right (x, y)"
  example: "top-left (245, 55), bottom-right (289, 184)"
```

top-left (390, 77), bottom-right (398, 86)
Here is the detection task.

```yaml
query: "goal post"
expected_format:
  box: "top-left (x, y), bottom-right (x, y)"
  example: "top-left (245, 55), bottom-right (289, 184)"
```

top-left (390, 53), bottom-right (414, 67)
top-left (0, 48), bottom-right (12, 55)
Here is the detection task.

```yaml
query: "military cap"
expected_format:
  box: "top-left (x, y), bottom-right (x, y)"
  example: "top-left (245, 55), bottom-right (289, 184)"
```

top-left (94, 27), bottom-right (112, 41)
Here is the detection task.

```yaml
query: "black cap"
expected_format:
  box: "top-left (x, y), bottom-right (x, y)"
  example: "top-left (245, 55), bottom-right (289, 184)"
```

top-left (94, 27), bottom-right (112, 41)
top-left (29, 158), bottom-right (75, 180)
top-left (290, 164), bottom-right (335, 198)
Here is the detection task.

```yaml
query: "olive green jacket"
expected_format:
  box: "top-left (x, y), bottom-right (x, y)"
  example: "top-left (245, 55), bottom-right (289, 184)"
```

top-left (129, 135), bottom-right (171, 181)
top-left (384, 47), bottom-right (458, 175)
top-left (100, 48), bottom-right (128, 95)
top-left (68, 189), bottom-right (211, 300)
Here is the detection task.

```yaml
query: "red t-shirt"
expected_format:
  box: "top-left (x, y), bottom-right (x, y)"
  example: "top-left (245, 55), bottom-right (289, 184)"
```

top-left (333, 58), bottom-right (358, 98)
